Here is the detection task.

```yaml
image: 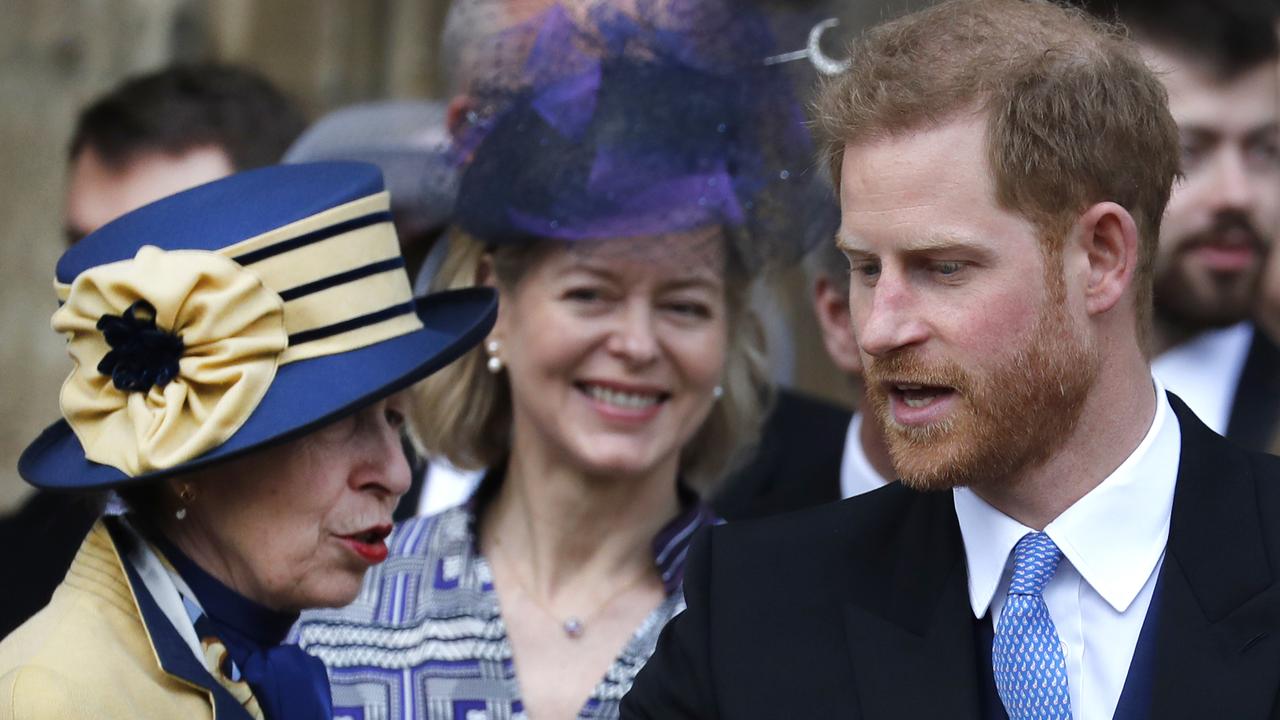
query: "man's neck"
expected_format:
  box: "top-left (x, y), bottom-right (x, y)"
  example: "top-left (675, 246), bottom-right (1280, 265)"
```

top-left (972, 354), bottom-right (1158, 530)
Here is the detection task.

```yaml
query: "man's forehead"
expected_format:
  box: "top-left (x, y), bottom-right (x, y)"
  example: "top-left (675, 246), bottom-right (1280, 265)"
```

top-left (836, 118), bottom-right (1006, 227)
top-left (1143, 45), bottom-right (1280, 124)
top-left (839, 120), bottom-right (989, 196)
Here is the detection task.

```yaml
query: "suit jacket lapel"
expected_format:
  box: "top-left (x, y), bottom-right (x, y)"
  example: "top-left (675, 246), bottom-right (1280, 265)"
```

top-left (106, 520), bottom-right (258, 720)
top-left (1150, 395), bottom-right (1280, 718)
top-left (841, 488), bottom-right (983, 720)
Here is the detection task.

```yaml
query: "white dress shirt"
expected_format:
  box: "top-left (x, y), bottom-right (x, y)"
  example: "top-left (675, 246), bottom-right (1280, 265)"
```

top-left (1152, 321), bottom-right (1252, 434)
top-left (840, 412), bottom-right (893, 499)
top-left (953, 378), bottom-right (1181, 720)
top-left (417, 458), bottom-right (483, 517)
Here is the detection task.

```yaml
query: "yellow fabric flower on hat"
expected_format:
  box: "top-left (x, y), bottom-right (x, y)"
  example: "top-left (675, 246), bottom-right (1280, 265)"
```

top-left (53, 245), bottom-right (287, 476)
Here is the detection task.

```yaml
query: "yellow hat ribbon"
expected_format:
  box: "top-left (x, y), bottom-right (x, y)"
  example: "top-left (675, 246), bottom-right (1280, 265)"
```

top-left (54, 247), bottom-right (286, 476)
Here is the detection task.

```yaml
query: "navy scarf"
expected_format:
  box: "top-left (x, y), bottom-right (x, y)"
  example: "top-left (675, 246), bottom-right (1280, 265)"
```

top-left (156, 535), bottom-right (333, 720)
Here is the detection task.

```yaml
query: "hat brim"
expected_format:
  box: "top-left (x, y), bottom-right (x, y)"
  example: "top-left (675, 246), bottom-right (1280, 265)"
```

top-left (20, 287), bottom-right (497, 491)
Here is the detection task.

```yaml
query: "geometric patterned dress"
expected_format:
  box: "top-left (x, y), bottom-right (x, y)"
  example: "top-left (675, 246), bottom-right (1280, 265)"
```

top-left (294, 492), bottom-right (715, 720)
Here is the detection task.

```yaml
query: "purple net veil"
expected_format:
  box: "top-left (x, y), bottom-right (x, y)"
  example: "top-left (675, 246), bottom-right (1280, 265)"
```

top-left (452, 0), bottom-right (839, 271)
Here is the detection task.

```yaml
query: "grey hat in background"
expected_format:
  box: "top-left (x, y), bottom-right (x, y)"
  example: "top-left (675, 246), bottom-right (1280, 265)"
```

top-left (284, 100), bottom-right (458, 240)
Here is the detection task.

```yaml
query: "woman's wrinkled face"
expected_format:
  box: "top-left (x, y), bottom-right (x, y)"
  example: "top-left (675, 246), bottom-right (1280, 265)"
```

top-left (492, 231), bottom-right (730, 480)
top-left (173, 393), bottom-right (412, 611)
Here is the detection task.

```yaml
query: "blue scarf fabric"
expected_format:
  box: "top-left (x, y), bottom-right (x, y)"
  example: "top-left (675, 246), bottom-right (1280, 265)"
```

top-left (155, 536), bottom-right (333, 720)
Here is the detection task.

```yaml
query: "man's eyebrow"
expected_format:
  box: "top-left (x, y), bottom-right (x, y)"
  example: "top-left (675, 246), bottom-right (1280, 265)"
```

top-left (897, 236), bottom-right (989, 255)
top-left (835, 232), bottom-right (990, 256)
top-left (834, 232), bottom-right (862, 253)
top-left (1245, 122), bottom-right (1280, 141)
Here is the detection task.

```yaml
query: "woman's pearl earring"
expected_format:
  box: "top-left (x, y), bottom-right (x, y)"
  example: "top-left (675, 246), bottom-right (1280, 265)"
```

top-left (486, 340), bottom-right (503, 374)
top-left (713, 385), bottom-right (724, 400)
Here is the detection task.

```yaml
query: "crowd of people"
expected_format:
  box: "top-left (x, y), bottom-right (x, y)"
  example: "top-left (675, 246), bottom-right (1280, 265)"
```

top-left (1, 0), bottom-right (1279, 718)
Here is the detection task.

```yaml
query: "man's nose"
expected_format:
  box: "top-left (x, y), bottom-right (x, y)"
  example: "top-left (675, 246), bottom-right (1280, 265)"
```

top-left (1207, 147), bottom-right (1258, 213)
top-left (854, 274), bottom-right (929, 358)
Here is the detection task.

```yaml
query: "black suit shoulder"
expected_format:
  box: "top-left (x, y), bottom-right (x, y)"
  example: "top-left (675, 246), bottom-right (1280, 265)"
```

top-left (1169, 396), bottom-right (1280, 612)
top-left (709, 481), bottom-right (919, 576)
top-left (0, 491), bottom-right (99, 639)
top-left (1146, 395), bottom-right (1280, 719)
top-left (624, 484), bottom-right (954, 719)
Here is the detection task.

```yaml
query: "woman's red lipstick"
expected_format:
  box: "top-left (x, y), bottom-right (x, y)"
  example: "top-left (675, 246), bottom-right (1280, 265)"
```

top-left (339, 524), bottom-right (393, 564)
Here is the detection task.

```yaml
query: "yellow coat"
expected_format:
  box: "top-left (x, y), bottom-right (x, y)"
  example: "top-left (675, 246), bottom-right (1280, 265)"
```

top-left (0, 520), bottom-right (252, 720)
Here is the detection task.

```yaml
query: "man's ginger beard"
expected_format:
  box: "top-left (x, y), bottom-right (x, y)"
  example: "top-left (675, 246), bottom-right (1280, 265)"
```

top-left (865, 254), bottom-right (1101, 491)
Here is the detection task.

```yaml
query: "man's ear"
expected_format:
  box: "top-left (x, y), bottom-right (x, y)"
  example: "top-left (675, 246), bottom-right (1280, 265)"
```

top-left (813, 275), bottom-right (863, 376)
top-left (1071, 202), bottom-right (1139, 317)
top-left (476, 251), bottom-right (496, 288)
top-left (446, 95), bottom-right (475, 141)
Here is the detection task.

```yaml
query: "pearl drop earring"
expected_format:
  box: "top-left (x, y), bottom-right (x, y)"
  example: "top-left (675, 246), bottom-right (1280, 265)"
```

top-left (486, 340), bottom-right (503, 374)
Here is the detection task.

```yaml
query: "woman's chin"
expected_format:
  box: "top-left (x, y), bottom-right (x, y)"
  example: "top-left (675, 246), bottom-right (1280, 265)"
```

top-left (288, 573), bottom-right (366, 610)
top-left (568, 445), bottom-right (672, 481)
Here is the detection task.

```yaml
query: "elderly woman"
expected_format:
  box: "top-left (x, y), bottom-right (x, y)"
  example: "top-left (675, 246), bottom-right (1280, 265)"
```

top-left (0, 163), bottom-right (495, 720)
top-left (292, 6), bottom-right (833, 720)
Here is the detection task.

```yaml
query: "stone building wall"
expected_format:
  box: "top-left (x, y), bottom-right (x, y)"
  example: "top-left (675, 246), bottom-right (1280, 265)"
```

top-left (0, 0), bottom-right (450, 510)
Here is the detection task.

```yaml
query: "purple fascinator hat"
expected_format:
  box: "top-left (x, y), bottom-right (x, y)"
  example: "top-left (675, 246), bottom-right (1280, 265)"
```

top-left (453, 0), bottom-right (839, 270)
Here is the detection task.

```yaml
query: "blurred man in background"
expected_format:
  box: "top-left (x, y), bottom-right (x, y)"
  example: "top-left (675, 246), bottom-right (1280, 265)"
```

top-left (64, 64), bottom-right (305, 244)
top-left (714, 238), bottom-right (894, 520)
top-left (0, 63), bottom-right (304, 639)
top-left (1080, 0), bottom-right (1280, 451)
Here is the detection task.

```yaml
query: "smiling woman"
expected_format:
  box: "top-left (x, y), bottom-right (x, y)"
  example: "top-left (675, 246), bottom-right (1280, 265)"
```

top-left (0, 163), bottom-right (496, 720)
top-left (423, 226), bottom-right (762, 493)
top-left (288, 3), bottom-right (835, 718)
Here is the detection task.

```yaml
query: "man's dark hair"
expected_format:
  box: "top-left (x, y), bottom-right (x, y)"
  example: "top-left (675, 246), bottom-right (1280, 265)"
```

top-left (1076, 0), bottom-right (1280, 78)
top-left (68, 64), bottom-right (307, 170)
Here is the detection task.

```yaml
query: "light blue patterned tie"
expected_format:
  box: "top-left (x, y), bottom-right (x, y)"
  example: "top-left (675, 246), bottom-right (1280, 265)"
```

top-left (992, 532), bottom-right (1072, 720)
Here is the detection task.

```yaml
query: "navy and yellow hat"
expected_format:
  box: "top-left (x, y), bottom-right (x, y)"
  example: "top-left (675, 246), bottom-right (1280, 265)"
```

top-left (20, 162), bottom-right (496, 490)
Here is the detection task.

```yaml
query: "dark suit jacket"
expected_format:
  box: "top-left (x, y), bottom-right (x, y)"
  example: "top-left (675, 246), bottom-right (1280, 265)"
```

top-left (713, 388), bottom-right (852, 521)
top-left (0, 490), bottom-right (99, 639)
top-left (623, 394), bottom-right (1280, 719)
top-left (1227, 325), bottom-right (1280, 453)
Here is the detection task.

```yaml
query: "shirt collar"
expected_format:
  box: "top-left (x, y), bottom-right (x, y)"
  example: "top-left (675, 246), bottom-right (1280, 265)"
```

top-left (468, 466), bottom-right (719, 596)
top-left (841, 412), bottom-right (893, 499)
top-left (1151, 320), bottom-right (1253, 435)
top-left (954, 377), bottom-right (1181, 618)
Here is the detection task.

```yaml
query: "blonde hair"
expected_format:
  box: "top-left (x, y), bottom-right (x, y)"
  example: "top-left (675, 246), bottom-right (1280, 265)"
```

top-left (408, 230), bottom-right (770, 495)
top-left (814, 0), bottom-right (1180, 352)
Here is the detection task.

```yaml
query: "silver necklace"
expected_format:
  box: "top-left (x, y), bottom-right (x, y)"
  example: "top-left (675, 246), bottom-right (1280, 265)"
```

top-left (488, 538), bottom-right (653, 639)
